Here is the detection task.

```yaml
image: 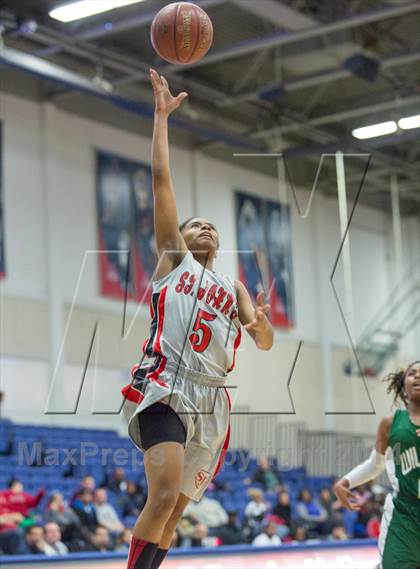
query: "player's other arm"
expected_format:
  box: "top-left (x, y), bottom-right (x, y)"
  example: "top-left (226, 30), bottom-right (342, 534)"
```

top-left (235, 281), bottom-right (273, 350)
top-left (333, 415), bottom-right (392, 511)
top-left (150, 69), bottom-right (188, 275)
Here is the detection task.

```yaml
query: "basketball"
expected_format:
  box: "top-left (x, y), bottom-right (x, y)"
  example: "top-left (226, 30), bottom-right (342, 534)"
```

top-left (150, 2), bottom-right (213, 65)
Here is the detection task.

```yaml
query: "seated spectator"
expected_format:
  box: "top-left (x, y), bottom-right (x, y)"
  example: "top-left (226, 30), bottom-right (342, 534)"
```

top-left (252, 521), bottom-right (281, 547)
top-left (104, 468), bottom-right (128, 494)
top-left (292, 525), bottom-right (308, 543)
top-left (45, 492), bottom-right (81, 539)
top-left (89, 525), bottom-right (112, 552)
top-left (243, 488), bottom-right (267, 541)
top-left (115, 527), bottom-right (132, 552)
top-left (295, 489), bottom-right (328, 536)
top-left (329, 523), bottom-right (348, 541)
top-left (0, 509), bottom-right (23, 555)
top-left (217, 509), bottom-right (245, 545)
top-left (183, 496), bottom-right (228, 529)
top-left (319, 487), bottom-right (343, 528)
top-left (43, 522), bottom-right (69, 555)
top-left (118, 481), bottom-right (146, 517)
top-left (248, 457), bottom-right (282, 492)
top-left (72, 489), bottom-right (97, 533)
top-left (21, 525), bottom-right (48, 555)
top-left (0, 479), bottom-right (45, 517)
top-left (71, 475), bottom-right (96, 504)
top-left (272, 490), bottom-right (292, 528)
top-left (93, 488), bottom-right (124, 537)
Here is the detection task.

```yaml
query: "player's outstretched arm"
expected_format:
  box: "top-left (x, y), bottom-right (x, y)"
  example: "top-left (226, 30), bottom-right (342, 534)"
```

top-left (150, 69), bottom-right (188, 273)
top-left (236, 283), bottom-right (273, 350)
top-left (333, 415), bottom-right (392, 511)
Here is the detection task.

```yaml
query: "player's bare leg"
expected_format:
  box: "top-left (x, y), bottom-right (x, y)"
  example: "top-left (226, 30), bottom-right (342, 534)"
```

top-left (148, 493), bottom-right (191, 569)
top-left (127, 441), bottom-right (184, 569)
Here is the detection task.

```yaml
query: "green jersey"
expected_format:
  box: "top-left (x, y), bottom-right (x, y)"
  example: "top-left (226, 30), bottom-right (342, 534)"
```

top-left (389, 409), bottom-right (420, 501)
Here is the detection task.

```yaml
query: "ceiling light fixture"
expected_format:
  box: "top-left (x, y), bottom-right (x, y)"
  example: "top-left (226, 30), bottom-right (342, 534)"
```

top-left (49, 0), bottom-right (145, 23)
top-left (398, 114), bottom-right (420, 130)
top-left (352, 121), bottom-right (397, 140)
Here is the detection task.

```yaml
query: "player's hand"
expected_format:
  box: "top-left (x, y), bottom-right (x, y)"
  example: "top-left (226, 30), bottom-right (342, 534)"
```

top-left (416, 428), bottom-right (420, 437)
top-left (244, 291), bottom-right (271, 335)
top-left (150, 68), bottom-right (188, 115)
top-left (333, 480), bottom-right (361, 511)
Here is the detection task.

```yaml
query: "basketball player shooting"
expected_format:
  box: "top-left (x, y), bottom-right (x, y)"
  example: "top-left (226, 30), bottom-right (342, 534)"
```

top-left (121, 69), bottom-right (274, 569)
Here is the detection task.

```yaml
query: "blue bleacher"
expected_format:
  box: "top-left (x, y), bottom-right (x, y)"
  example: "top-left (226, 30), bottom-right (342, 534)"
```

top-left (0, 419), bottom-right (340, 527)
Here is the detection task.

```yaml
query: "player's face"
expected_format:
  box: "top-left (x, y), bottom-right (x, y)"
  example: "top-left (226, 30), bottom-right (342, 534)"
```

top-left (182, 218), bottom-right (219, 254)
top-left (404, 362), bottom-right (420, 402)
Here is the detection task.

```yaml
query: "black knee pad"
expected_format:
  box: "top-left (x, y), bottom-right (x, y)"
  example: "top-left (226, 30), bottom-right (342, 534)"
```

top-left (137, 402), bottom-right (187, 451)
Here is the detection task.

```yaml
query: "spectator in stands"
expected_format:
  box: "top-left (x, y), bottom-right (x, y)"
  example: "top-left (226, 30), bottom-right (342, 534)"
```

top-left (43, 522), bottom-right (69, 555)
top-left (0, 509), bottom-right (23, 555)
top-left (319, 487), bottom-right (343, 527)
top-left (22, 524), bottom-right (48, 554)
top-left (104, 467), bottom-right (128, 493)
top-left (89, 525), bottom-right (112, 552)
top-left (292, 525), bottom-right (308, 543)
top-left (295, 489), bottom-right (328, 536)
top-left (248, 457), bottom-right (282, 492)
top-left (45, 492), bottom-right (81, 536)
top-left (93, 488), bottom-right (124, 537)
top-left (183, 496), bottom-right (228, 530)
top-left (0, 479), bottom-right (45, 518)
top-left (217, 509), bottom-right (245, 545)
top-left (252, 520), bottom-right (281, 547)
top-left (329, 523), bottom-right (348, 541)
top-left (71, 475), bottom-right (96, 504)
top-left (118, 480), bottom-right (146, 517)
top-left (72, 489), bottom-right (97, 533)
top-left (243, 488), bottom-right (268, 542)
top-left (272, 490), bottom-right (292, 528)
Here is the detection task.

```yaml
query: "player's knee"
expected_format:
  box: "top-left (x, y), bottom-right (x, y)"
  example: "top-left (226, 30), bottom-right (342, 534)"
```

top-left (150, 487), bottom-right (179, 515)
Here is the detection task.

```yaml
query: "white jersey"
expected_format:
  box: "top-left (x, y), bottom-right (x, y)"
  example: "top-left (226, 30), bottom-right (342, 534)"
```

top-left (138, 251), bottom-right (242, 378)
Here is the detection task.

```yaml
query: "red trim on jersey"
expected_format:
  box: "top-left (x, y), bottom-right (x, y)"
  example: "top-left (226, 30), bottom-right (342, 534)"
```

top-left (227, 326), bottom-right (242, 373)
top-left (212, 386), bottom-right (231, 480)
top-left (121, 384), bottom-right (144, 405)
top-left (153, 286), bottom-right (167, 354)
top-left (146, 286), bottom-right (168, 386)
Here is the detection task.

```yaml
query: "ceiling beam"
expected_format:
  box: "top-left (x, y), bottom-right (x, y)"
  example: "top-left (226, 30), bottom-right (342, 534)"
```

top-left (251, 92), bottom-right (420, 140)
top-left (229, 0), bottom-right (316, 30)
top-left (0, 45), bottom-right (263, 152)
top-left (163, 2), bottom-right (420, 73)
top-left (218, 48), bottom-right (420, 107)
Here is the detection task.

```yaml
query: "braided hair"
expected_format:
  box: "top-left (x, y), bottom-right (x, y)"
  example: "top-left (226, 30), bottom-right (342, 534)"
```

top-left (384, 361), bottom-right (420, 406)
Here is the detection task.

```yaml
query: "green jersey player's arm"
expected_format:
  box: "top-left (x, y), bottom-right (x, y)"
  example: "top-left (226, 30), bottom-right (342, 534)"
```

top-left (150, 69), bottom-right (188, 279)
top-left (235, 281), bottom-right (273, 351)
top-left (333, 415), bottom-right (393, 510)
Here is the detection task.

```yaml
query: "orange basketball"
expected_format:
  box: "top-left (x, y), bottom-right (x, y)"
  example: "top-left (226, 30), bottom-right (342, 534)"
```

top-left (151, 2), bottom-right (213, 65)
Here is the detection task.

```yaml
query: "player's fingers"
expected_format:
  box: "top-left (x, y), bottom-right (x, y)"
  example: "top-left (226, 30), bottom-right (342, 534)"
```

top-left (262, 303), bottom-right (271, 314)
top-left (256, 291), bottom-right (265, 306)
top-left (416, 428), bottom-right (420, 436)
top-left (160, 75), bottom-right (168, 88)
top-left (176, 92), bottom-right (188, 104)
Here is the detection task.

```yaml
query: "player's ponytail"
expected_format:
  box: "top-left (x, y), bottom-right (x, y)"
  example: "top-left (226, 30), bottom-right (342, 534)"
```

top-left (383, 360), bottom-right (420, 406)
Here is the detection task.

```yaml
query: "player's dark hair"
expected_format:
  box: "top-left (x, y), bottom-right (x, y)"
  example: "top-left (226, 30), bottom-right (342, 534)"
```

top-left (384, 360), bottom-right (420, 406)
top-left (178, 217), bottom-right (195, 233)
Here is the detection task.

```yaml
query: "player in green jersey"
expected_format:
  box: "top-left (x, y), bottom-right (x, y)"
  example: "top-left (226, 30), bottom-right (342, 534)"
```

top-left (334, 361), bottom-right (420, 569)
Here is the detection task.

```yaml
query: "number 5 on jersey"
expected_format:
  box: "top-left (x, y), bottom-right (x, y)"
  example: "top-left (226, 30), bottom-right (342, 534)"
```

top-left (190, 309), bottom-right (216, 353)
